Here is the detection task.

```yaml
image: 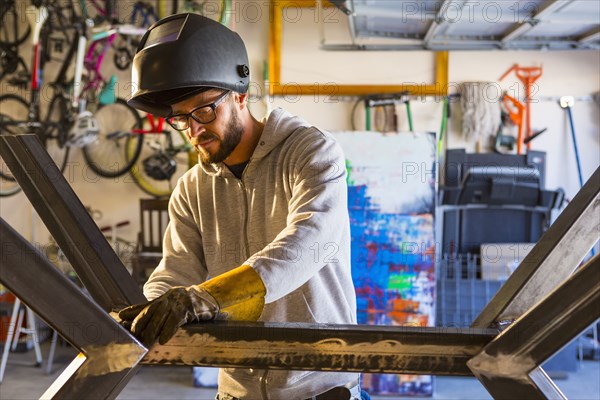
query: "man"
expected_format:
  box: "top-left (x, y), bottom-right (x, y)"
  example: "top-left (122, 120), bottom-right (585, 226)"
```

top-left (120, 13), bottom-right (362, 400)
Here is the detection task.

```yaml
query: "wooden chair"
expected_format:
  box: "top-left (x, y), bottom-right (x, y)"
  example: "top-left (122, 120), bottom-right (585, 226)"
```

top-left (131, 198), bottom-right (170, 286)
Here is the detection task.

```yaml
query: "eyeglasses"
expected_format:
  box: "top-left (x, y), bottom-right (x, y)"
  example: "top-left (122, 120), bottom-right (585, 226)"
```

top-left (166, 90), bottom-right (231, 131)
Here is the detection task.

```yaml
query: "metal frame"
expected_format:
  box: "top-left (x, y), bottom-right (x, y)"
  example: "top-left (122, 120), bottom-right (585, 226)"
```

top-left (472, 166), bottom-right (600, 327)
top-left (0, 133), bottom-right (598, 400)
top-left (344, 0), bottom-right (600, 51)
top-left (0, 135), bottom-right (145, 311)
top-left (0, 219), bottom-right (147, 399)
top-left (501, 1), bottom-right (569, 43)
top-left (142, 322), bottom-right (497, 375)
top-left (423, 0), bottom-right (457, 48)
top-left (468, 254), bottom-right (600, 399)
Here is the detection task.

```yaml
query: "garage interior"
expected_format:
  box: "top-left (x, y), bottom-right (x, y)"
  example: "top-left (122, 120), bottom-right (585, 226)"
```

top-left (0, 1), bottom-right (599, 399)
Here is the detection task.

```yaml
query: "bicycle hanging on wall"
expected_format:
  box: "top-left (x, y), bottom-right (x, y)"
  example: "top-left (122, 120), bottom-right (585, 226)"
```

top-left (0, 0), bottom-right (144, 196)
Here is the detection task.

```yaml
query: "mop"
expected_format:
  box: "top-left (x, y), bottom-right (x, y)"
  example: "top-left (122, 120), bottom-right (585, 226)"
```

top-left (460, 82), bottom-right (501, 151)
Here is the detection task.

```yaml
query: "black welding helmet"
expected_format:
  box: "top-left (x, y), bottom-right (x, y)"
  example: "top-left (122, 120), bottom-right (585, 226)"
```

top-left (128, 13), bottom-right (250, 117)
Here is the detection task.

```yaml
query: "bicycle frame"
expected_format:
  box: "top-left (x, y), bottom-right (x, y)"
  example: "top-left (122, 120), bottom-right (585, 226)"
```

top-left (76, 30), bottom-right (117, 106)
top-left (27, 4), bottom-right (48, 93)
top-left (12, 1), bottom-right (111, 149)
top-left (129, 114), bottom-right (192, 160)
top-left (131, 114), bottom-right (166, 135)
top-left (24, 2), bottom-right (85, 146)
top-left (130, 1), bottom-right (159, 28)
top-left (126, 113), bottom-right (193, 197)
top-left (79, 0), bottom-right (117, 22)
top-left (0, 3), bottom-right (53, 193)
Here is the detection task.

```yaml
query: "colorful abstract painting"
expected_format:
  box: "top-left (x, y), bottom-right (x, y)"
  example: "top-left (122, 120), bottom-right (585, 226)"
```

top-left (334, 131), bottom-right (437, 397)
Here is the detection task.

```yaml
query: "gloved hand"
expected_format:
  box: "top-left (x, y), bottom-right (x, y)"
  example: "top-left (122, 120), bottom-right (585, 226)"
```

top-left (118, 285), bottom-right (219, 346)
top-left (119, 265), bottom-right (266, 346)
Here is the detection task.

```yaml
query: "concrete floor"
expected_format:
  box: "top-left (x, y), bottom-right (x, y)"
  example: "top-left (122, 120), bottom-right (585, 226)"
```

top-left (0, 341), bottom-right (598, 400)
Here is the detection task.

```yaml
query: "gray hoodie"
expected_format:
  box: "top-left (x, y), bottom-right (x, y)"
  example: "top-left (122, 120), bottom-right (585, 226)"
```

top-left (144, 108), bottom-right (359, 399)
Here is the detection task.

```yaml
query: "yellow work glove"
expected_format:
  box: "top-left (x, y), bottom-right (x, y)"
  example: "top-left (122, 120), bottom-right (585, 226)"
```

top-left (118, 265), bottom-right (266, 346)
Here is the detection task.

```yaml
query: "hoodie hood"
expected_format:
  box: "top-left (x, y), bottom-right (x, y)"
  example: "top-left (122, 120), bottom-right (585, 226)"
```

top-left (198, 107), bottom-right (310, 176)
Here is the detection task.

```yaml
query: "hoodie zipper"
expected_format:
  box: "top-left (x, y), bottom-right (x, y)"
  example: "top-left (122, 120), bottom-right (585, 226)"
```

top-left (240, 164), bottom-right (269, 400)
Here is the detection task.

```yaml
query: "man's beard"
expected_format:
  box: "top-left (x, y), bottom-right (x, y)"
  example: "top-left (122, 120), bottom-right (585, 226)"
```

top-left (196, 108), bottom-right (243, 165)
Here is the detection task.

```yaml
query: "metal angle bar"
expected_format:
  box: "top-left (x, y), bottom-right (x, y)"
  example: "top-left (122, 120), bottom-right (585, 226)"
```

top-left (431, 38), bottom-right (502, 45)
top-left (0, 219), bottom-right (127, 350)
top-left (142, 322), bottom-right (498, 375)
top-left (0, 134), bottom-right (146, 311)
top-left (540, 17), bottom-right (600, 25)
top-left (346, 0), bottom-right (357, 45)
top-left (440, 37), bottom-right (579, 45)
top-left (472, 166), bottom-right (600, 328)
top-left (502, 0), bottom-right (569, 42)
top-left (356, 30), bottom-right (423, 40)
top-left (471, 372), bottom-right (564, 400)
top-left (42, 361), bottom-right (143, 400)
top-left (0, 218), bottom-right (147, 400)
top-left (579, 28), bottom-right (600, 43)
top-left (321, 41), bottom-right (587, 51)
top-left (352, 3), bottom-right (436, 21)
top-left (528, 367), bottom-right (567, 400)
top-left (433, 37), bottom-right (583, 46)
top-left (321, 43), bottom-right (426, 51)
top-left (579, 43), bottom-right (600, 50)
top-left (424, 0), bottom-right (456, 46)
top-left (534, 2), bottom-right (575, 21)
top-left (489, 254), bottom-right (599, 372)
top-left (468, 254), bottom-right (599, 399)
top-left (423, 20), bottom-right (439, 47)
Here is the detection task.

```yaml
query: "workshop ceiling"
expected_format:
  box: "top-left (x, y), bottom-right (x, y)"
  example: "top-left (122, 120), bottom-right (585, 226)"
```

top-left (326, 0), bottom-right (600, 50)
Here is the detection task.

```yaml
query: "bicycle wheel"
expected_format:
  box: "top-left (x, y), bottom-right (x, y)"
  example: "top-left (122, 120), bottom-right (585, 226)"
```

top-left (0, 94), bottom-right (27, 175)
top-left (82, 98), bottom-right (143, 178)
top-left (111, 236), bottom-right (137, 275)
top-left (0, 2), bottom-right (31, 46)
top-left (0, 43), bottom-right (23, 80)
top-left (127, 126), bottom-right (192, 197)
top-left (112, 45), bottom-right (132, 71)
top-left (43, 95), bottom-right (72, 173)
top-left (0, 94), bottom-right (70, 188)
top-left (0, 94), bottom-right (27, 196)
top-left (47, 235), bottom-right (136, 275)
top-left (0, 175), bottom-right (21, 196)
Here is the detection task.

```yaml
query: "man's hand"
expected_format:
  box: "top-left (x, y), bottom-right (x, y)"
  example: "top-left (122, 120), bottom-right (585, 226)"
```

top-left (119, 265), bottom-right (266, 346)
top-left (118, 286), bottom-right (219, 346)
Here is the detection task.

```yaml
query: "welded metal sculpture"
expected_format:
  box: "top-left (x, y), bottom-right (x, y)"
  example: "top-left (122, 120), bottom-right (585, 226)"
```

top-left (1, 134), bottom-right (598, 400)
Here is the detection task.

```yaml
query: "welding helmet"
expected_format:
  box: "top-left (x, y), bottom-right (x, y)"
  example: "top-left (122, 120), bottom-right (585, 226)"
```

top-left (127, 13), bottom-right (250, 117)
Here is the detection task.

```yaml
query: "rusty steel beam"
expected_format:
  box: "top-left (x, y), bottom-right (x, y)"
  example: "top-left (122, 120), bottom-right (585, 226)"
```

top-left (0, 134), bottom-right (145, 311)
top-left (0, 218), bottom-right (147, 399)
top-left (1, 215), bottom-right (498, 380)
top-left (0, 215), bottom-right (499, 381)
top-left (142, 322), bottom-right (498, 376)
top-left (468, 254), bottom-right (600, 399)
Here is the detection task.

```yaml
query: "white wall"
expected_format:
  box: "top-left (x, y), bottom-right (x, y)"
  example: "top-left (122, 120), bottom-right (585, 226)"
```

top-left (1, 3), bottom-right (598, 251)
